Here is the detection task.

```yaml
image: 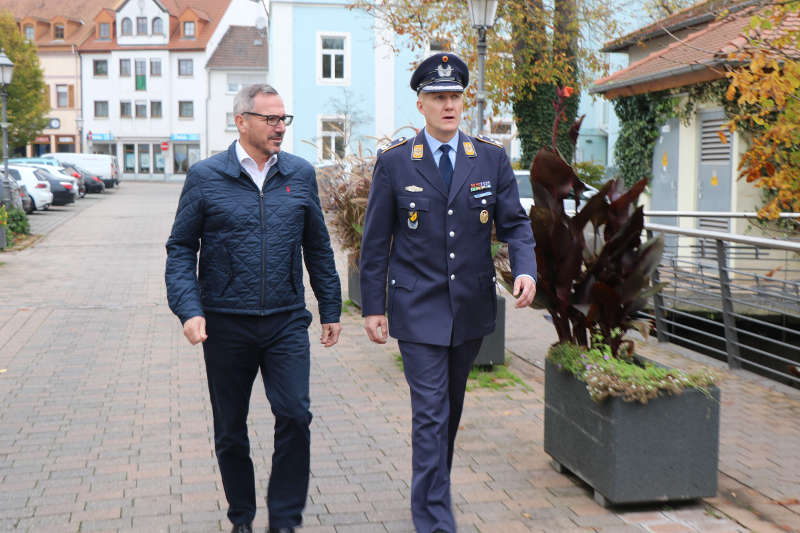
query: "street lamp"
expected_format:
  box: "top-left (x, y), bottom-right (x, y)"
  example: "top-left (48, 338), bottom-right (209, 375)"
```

top-left (0, 49), bottom-right (14, 206)
top-left (467, 0), bottom-right (498, 135)
top-left (76, 115), bottom-right (83, 153)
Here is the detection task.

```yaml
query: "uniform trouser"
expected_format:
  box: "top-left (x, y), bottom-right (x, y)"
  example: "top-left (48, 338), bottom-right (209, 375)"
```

top-left (398, 338), bottom-right (483, 533)
top-left (202, 308), bottom-right (313, 528)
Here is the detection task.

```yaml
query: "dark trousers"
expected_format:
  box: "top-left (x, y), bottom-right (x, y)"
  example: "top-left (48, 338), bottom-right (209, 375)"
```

top-left (398, 338), bottom-right (482, 533)
top-left (202, 308), bottom-right (313, 527)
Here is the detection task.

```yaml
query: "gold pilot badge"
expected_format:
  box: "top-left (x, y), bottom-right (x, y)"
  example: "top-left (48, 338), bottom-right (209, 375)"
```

top-left (480, 210), bottom-right (489, 224)
top-left (412, 144), bottom-right (424, 159)
top-left (408, 211), bottom-right (419, 229)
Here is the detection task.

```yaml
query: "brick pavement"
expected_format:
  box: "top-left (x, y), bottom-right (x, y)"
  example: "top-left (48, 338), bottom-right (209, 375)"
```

top-left (0, 182), bottom-right (795, 532)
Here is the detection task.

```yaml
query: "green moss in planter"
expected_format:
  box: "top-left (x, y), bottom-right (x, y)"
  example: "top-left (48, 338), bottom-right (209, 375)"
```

top-left (547, 342), bottom-right (717, 404)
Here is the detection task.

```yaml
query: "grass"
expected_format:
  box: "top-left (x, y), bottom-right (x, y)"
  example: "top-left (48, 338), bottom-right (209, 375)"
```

top-left (392, 350), bottom-right (530, 391)
top-left (342, 299), bottom-right (358, 315)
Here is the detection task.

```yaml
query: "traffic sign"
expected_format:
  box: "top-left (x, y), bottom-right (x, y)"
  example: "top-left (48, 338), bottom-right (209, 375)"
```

top-left (161, 141), bottom-right (169, 151)
top-left (87, 131), bottom-right (92, 141)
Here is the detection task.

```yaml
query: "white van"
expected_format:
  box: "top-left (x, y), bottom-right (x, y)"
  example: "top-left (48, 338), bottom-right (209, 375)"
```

top-left (43, 153), bottom-right (120, 188)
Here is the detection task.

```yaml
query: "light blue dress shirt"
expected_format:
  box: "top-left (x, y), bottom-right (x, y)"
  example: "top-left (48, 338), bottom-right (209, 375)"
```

top-left (424, 128), bottom-right (458, 170)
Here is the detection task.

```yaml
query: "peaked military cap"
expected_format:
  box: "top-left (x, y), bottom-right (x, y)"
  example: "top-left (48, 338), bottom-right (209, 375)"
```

top-left (410, 53), bottom-right (469, 94)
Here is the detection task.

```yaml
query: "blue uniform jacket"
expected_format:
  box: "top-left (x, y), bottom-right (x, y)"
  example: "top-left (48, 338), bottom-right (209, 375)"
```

top-left (359, 130), bottom-right (536, 346)
top-left (165, 141), bottom-right (341, 325)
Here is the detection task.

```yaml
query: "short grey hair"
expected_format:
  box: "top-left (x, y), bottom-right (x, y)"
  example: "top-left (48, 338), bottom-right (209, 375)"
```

top-left (233, 84), bottom-right (280, 115)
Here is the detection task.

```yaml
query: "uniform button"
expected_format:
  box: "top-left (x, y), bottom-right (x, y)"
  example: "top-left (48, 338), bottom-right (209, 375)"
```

top-left (391, 279), bottom-right (396, 285)
top-left (450, 274), bottom-right (456, 280)
top-left (481, 199), bottom-right (487, 205)
top-left (409, 202), bottom-right (416, 209)
top-left (449, 231), bottom-right (455, 238)
top-left (492, 276), bottom-right (496, 282)
top-left (448, 209), bottom-right (454, 215)
top-left (449, 252), bottom-right (455, 259)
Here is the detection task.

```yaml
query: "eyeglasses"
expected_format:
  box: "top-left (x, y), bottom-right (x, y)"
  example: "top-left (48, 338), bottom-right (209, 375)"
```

top-left (242, 112), bottom-right (294, 126)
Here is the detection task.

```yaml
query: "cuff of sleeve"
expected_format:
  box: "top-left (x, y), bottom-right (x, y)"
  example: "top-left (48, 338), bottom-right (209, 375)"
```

top-left (514, 274), bottom-right (536, 283)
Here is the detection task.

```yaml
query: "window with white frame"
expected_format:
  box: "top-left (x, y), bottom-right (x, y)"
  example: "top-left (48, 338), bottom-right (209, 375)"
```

top-left (136, 17), bottom-right (148, 35)
top-left (150, 58), bottom-right (162, 76)
top-left (98, 23), bottom-right (110, 40)
top-left (119, 58), bottom-right (131, 77)
top-left (318, 34), bottom-right (348, 83)
top-left (320, 117), bottom-right (346, 160)
top-left (227, 73), bottom-right (263, 93)
top-left (178, 59), bottom-right (193, 77)
top-left (24, 25), bottom-right (34, 41)
top-left (135, 101), bottom-right (147, 118)
top-left (94, 100), bottom-right (109, 118)
top-left (183, 21), bottom-right (195, 38)
top-left (152, 18), bottom-right (163, 35)
top-left (121, 18), bottom-right (132, 36)
top-left (56, 85), bottom-right (69, 108)
top-left (178, 101), bottom-right (193, 118)
top-left (120, 101), bottom-right (132, 118)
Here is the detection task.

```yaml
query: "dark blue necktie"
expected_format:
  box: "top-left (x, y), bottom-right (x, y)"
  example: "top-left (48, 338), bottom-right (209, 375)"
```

top-left (438, 144), bottom-right (453, 190)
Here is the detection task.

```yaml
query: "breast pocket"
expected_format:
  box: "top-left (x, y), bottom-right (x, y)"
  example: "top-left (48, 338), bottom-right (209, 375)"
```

top-left (467, 193), bottom-right (496, 227)
top-left (396, 195), bottom-right (431, 238)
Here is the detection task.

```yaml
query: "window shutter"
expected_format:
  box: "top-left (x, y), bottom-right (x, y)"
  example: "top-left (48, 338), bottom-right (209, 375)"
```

top-left (45, 84), bottom-right (51, 107)
top-left (68, 85), bottom-right (74, 108)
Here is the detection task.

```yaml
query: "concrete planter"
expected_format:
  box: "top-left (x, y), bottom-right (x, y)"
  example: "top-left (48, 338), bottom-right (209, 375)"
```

top-left (347, 253), bottom-right (361, 308)
top-left (473, 293), bottom-right (506, 366)
top-left (544, 356), bottom-right (720, 506)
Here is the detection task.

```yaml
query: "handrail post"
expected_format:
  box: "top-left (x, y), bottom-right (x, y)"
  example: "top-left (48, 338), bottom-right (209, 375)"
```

top-left (648, 229), bottom-right (668, 342)
top-left (715, 239), bottom-right (741, 369)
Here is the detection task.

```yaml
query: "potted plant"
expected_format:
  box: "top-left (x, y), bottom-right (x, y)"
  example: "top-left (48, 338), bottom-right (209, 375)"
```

top-left (495, 87), bottom-right (720, 506)
top-left (319, 152), bottom-right (375, 307)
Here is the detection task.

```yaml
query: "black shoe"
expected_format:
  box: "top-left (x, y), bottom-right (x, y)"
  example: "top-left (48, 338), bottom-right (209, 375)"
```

top-left (231, 524), bottom-right (253, 533)
top-left (268, 528), bottom-right (295, 533)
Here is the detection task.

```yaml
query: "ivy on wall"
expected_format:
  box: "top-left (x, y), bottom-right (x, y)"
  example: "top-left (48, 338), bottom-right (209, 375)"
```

top-left (514, 82), bottom-right (580, 169)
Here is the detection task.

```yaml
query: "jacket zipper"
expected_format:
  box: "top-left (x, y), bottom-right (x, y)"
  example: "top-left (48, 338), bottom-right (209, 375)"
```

top-left (259, 188), bottom-right (265, 311)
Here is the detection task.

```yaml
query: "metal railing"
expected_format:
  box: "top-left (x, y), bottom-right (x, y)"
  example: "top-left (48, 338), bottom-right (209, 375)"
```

top-left (642, 212), bottom-right (800, 387)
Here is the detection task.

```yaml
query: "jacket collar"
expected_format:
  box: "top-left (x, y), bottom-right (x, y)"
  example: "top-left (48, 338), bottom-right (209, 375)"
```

top-left (222, 141), bottom-right (293, 181)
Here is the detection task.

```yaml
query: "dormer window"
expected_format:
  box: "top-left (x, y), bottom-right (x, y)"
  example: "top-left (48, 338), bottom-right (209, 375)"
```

top-left (136, 17), bottom-right (147, 35)
top-left (98, 23), bottom-right (110, 40)
top-left (54, 24), bottom-right (65, 39)
top-left (183, 21), bottom-right (195, 38)
top-left (121, 18), bottom-right (132, 36)
top-left (152, 18), bottom-right (163, 35)
top-left (24, 25), bottom-right (34, 41)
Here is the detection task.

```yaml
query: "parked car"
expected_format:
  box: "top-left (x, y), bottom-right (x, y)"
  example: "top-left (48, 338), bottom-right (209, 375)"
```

top-left (16, 163), bottom-right (80, 205)
top-left (42, 153), bottom-right (120, 188)
top-left (514, 169), bottom-right (599, 214)
top-left (8, 157), bottom-right (62, 168)
top-left (57, 164), bottom-right (88, 197)
top-left (1, 173), bottom-right (24, 211)
top-left (37, 169), bottom-right (78, 206)
top-left (62, 164), bottom-right (103, 194)
top-left (7, 165), bottom-right (52, 211)
top-left (19, 183), bottom-right (34, 214)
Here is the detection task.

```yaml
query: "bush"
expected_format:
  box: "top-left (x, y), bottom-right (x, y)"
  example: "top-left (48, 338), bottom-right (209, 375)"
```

top-left (7, 207), bottom-right (29, 236)
top-left (574, 161), bottom-right (606, 189)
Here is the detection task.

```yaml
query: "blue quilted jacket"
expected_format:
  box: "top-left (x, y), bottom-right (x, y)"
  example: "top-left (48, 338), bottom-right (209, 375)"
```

top-left (165, 142), bottom-right (341, 325)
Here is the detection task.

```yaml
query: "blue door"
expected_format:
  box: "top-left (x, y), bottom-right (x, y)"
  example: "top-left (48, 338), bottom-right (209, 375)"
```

top-left (651, 118), bottom-right (679, 256)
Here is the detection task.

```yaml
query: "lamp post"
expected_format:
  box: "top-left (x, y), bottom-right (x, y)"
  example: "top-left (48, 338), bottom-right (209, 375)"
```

top-left (467, 0), bottom-right (498, 135)
top-left (76, 116), bottom-right (83, 153)
top-left (0, 49), bottom-right (14, 206)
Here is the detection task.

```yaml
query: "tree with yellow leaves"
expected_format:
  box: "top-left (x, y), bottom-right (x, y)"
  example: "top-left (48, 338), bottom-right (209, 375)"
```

top-left (725, 1), bottom-right (800, 219)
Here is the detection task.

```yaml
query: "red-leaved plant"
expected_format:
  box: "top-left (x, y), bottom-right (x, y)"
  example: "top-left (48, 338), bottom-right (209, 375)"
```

top-left (496, 86), bottom-right (665, 357)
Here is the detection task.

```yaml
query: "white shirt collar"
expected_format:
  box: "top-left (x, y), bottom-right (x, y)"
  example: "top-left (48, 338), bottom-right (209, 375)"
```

top-left (235, 140), bottom-right (277, 171)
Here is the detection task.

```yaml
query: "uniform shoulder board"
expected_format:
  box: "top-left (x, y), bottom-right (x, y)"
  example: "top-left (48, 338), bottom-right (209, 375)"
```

top-left (475, 135), bottom-right (504, 149)
top-left (378, 137), bottom-right (408, 154)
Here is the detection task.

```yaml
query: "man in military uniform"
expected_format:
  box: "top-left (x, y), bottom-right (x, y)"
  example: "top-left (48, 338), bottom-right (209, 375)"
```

top-left (359, 53), bottom-right (537, 532)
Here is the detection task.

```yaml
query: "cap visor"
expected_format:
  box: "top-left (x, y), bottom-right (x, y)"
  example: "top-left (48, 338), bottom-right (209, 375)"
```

top-left (419, 83), bottom-right (464, 93)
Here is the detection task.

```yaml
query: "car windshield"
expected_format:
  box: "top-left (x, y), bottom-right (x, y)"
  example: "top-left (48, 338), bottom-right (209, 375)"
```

top-left (515, 173), bottom-right (532, 198)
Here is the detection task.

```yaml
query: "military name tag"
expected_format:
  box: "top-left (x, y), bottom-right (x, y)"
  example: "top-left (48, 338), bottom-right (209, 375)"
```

top-left (412, 144), bottom-right (424, 160)
top-left (480, 210), bottom-right (489, 224)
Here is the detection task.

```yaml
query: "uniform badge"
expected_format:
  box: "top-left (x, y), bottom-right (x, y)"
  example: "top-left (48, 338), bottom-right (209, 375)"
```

top-left (405, 185), bottom-right (424, 192)
top-left (480, 210), bottom-right (489, 224)
top-left (470, 181), bottom-right (492, 193)
top-left (408, 211), bottom-right (419, 229)
top-left (463, 141), bottom-right (477, 157)
top-left (437, 64), bottom-right (453, 78)
top-left (412, 144), bottom-right (424, 160)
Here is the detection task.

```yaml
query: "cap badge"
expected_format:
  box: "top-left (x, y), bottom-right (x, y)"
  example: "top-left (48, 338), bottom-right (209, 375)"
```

top-left (437, 64), bottom-right (453, 78)
top-left (412, 144), bottom-right (424, 160)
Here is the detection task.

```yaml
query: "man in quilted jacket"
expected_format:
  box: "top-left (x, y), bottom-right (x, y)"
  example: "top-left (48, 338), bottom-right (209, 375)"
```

top-left (165, 84), bottom-right (342, 533)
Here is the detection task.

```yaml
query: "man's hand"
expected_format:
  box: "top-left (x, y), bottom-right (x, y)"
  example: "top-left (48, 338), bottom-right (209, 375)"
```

top-left (321, 322), bottom-right (342, 347)
top-left (183, 316), bottom-right (208, 345)
top-left (513, 276), bottom-right (537, 308)
top-left (364, 315), bottom-right (388, 344)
